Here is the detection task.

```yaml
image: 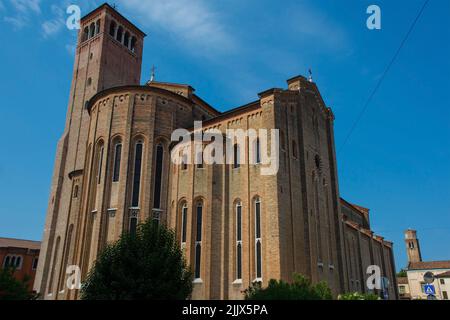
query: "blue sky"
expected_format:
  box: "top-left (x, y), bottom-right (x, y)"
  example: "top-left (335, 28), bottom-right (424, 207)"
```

top-left (0, 0), bottom-right (449, 271)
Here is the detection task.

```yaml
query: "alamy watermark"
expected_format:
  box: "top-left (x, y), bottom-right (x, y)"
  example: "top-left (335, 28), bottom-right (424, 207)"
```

top-left (171, 121), bottom-right (280, 176)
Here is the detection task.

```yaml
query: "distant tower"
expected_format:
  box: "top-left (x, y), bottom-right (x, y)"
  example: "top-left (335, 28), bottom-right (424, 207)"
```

top-left (405, 229), bottom-right (422, 264)
top-left (34, 3), bottom-right (145, 299)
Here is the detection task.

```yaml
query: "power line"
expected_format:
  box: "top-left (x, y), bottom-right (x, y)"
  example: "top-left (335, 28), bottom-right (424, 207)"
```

top-left (338, 0), bottom-right (430, 154)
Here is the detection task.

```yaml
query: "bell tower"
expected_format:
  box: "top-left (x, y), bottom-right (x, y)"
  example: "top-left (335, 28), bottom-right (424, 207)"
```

top-left (405, 229), bottom-right (422, 264)
top-left (34, 4), bottom-right (146, 298)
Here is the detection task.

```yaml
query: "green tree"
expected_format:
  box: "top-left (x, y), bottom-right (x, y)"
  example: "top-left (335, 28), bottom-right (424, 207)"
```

top-left (81, 219), bottom-right (192, 300)
top-left (244, 273), bottom-right (333, 300)
top-left (338, 292), bottom-right (381, 300)
top-left (0, 267), bottom-right (37, 300)
top-left (396, 269), bottom-right (407, 277)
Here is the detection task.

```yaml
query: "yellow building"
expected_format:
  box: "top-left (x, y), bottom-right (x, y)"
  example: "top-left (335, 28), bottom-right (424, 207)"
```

top-left (398, 229), bottom-right (450, 300)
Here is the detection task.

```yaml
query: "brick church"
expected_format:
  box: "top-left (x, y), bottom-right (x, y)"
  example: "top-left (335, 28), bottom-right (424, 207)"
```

top-left (34, 3), bottom-right (398, 300)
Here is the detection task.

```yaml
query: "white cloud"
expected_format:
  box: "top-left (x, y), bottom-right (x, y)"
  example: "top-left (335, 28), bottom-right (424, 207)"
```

top-left (10, 0), bottom-right (41, 14)
top-left (41, 4), bottom-right (64, 38)
top-left (3, 0), bottom-right (41, 29)
top-left (3, 15), bottom-right (25, 29)
top-left (117, 0), bottom-right (235, 56)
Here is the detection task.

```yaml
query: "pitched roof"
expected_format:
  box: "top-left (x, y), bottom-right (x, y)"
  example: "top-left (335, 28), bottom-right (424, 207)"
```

top-left (437, 271), bottom-right (450, 278)
top-left (408, 261), bottom-right (450, 270)
top-left (0, 237), bottom-right (41, 250)
top-left (397, 277), bottom-right (409, 284)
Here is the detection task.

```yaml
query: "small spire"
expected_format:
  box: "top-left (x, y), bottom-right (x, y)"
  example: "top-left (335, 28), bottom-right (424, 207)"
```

top-left (150, 65), bottom-right (157, 82)
top-left (308, 68), bottom-right (313, 82)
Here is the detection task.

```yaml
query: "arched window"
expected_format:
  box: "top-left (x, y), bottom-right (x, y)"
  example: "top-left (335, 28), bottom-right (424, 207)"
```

top-left (254, 197), bottom-right (262, 280)
top-left (96, 143), bottom-right (104, 185)
top-left (233, 144), bottom-right (240, 169)
top-left (236, 201), bottom-right (243, 280)
top-left (131, 141), bottom-right (143, 208)
top-left (15, 256), bottom-right (22, 269)
top-left (73, 185), bottom-right (79, 198)
top-left (181, 203), bottom-right (188, 246)
top-left (3, 256), bottom-right (11, 268)
top-left (153, 144), bottom-right (164, 209)
top-left (124, 32), bottom-right (130, 48)
top-left (194, 201), bottom-right (203, 280)
top-left (116, 26), bottom-right (123, 43)
top-left (89, 23), bottom-right (95, 38)
top-left (292, 140), bottom-right (298, 158)
top-left (82, 27), bottom-right (89, 42)
top-left (109, 21), bottom-right (116, 37)
top-left (254, 138), bottom-right (261, 164)
top-left (130, 37), bottom-right (137, 52)
top-left (95, 20), bottom-right (101, 35)
top-left (112, 142), bottom-right (122, 182)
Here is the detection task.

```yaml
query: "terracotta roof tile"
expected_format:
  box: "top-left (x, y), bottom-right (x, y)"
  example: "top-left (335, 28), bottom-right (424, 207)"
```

top-left (397, 277), bottom-right (409, 284)
top-left (437, 271), bottom-right (450, 278)
top-left (408, 261), bottom-right (450, 270)
top-left (0, 237), bottom-right (41, 250)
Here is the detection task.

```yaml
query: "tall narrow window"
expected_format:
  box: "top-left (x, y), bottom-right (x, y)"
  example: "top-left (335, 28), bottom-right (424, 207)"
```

top-left (181, 203), bottom-right (188, 245)
top-left (254, 138), bottom-right (261, 164)
top-left (131, 141), bottom-right (143, 207)
top-left (112, 143), bottom-right (122, 182)
top-left (130, 37), bottom-right (137, 52)
top-left (82, 27), bottom-right (89, 42)
top-left (109, 21), bottom-right (116, 37)
top-left (95, 20), bottom-right (101, 35)
top-left (153, 144), bottom-right (164, 209)
top-left (97, 145), bottom-right (104, 184)
top-left (124, 32), bottom-right (130, 48)
top-left (233, 144), bottom-right (240, 169)
top-left (73, 185), bottom-right (79, 198)
top-left (236, 202), bottom-right (242, 280)
top-left (129, 213), bottom-right (138, 236)
top-left (4, 256), bottom-right (10, 268)
top-left (254, 197), bottom-right (262, 280)
top-left (89, 23), bottom-right (95, 38)
top-left (116, 26), bottom-right (123, 43)
top-left (194, 202), bottom-right (203, 279)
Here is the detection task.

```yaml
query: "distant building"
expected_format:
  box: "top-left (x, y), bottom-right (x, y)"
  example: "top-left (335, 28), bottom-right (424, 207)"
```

top-left (397, 230), bottom-right (450, 300)
top-left (397, 277), bottom-right (411, 300)
top-left (0, 237), bottom-right (41, 292)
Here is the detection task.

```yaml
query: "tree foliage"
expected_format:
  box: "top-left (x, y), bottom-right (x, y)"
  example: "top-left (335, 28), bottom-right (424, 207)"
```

top-left (244, 273), bottom-right (333, 300)
top-left (396, 269), bottom-right (407, 277)
top-left (0, 267), bottom-right (37, 300)
top-left (81, 219), bottom-right (192, 300)
top-left (338, 292), bottom-right (381, 300)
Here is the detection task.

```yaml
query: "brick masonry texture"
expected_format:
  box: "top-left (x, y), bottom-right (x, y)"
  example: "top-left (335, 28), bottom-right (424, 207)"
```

top-left (34, 3), bottom-right (398, 300)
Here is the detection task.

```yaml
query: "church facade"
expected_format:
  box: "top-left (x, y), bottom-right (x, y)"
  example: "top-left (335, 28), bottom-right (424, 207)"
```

top-left (34, 4), bottom-right (397, 300)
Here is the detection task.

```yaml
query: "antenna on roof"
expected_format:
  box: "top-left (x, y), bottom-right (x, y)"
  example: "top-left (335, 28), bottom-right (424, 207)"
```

top-left (112, 3), bottom-right (118, 10)
top-left (150, 65), bottom-right (157, 82)
top-left (308, 68), bottom-right (313, 82)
